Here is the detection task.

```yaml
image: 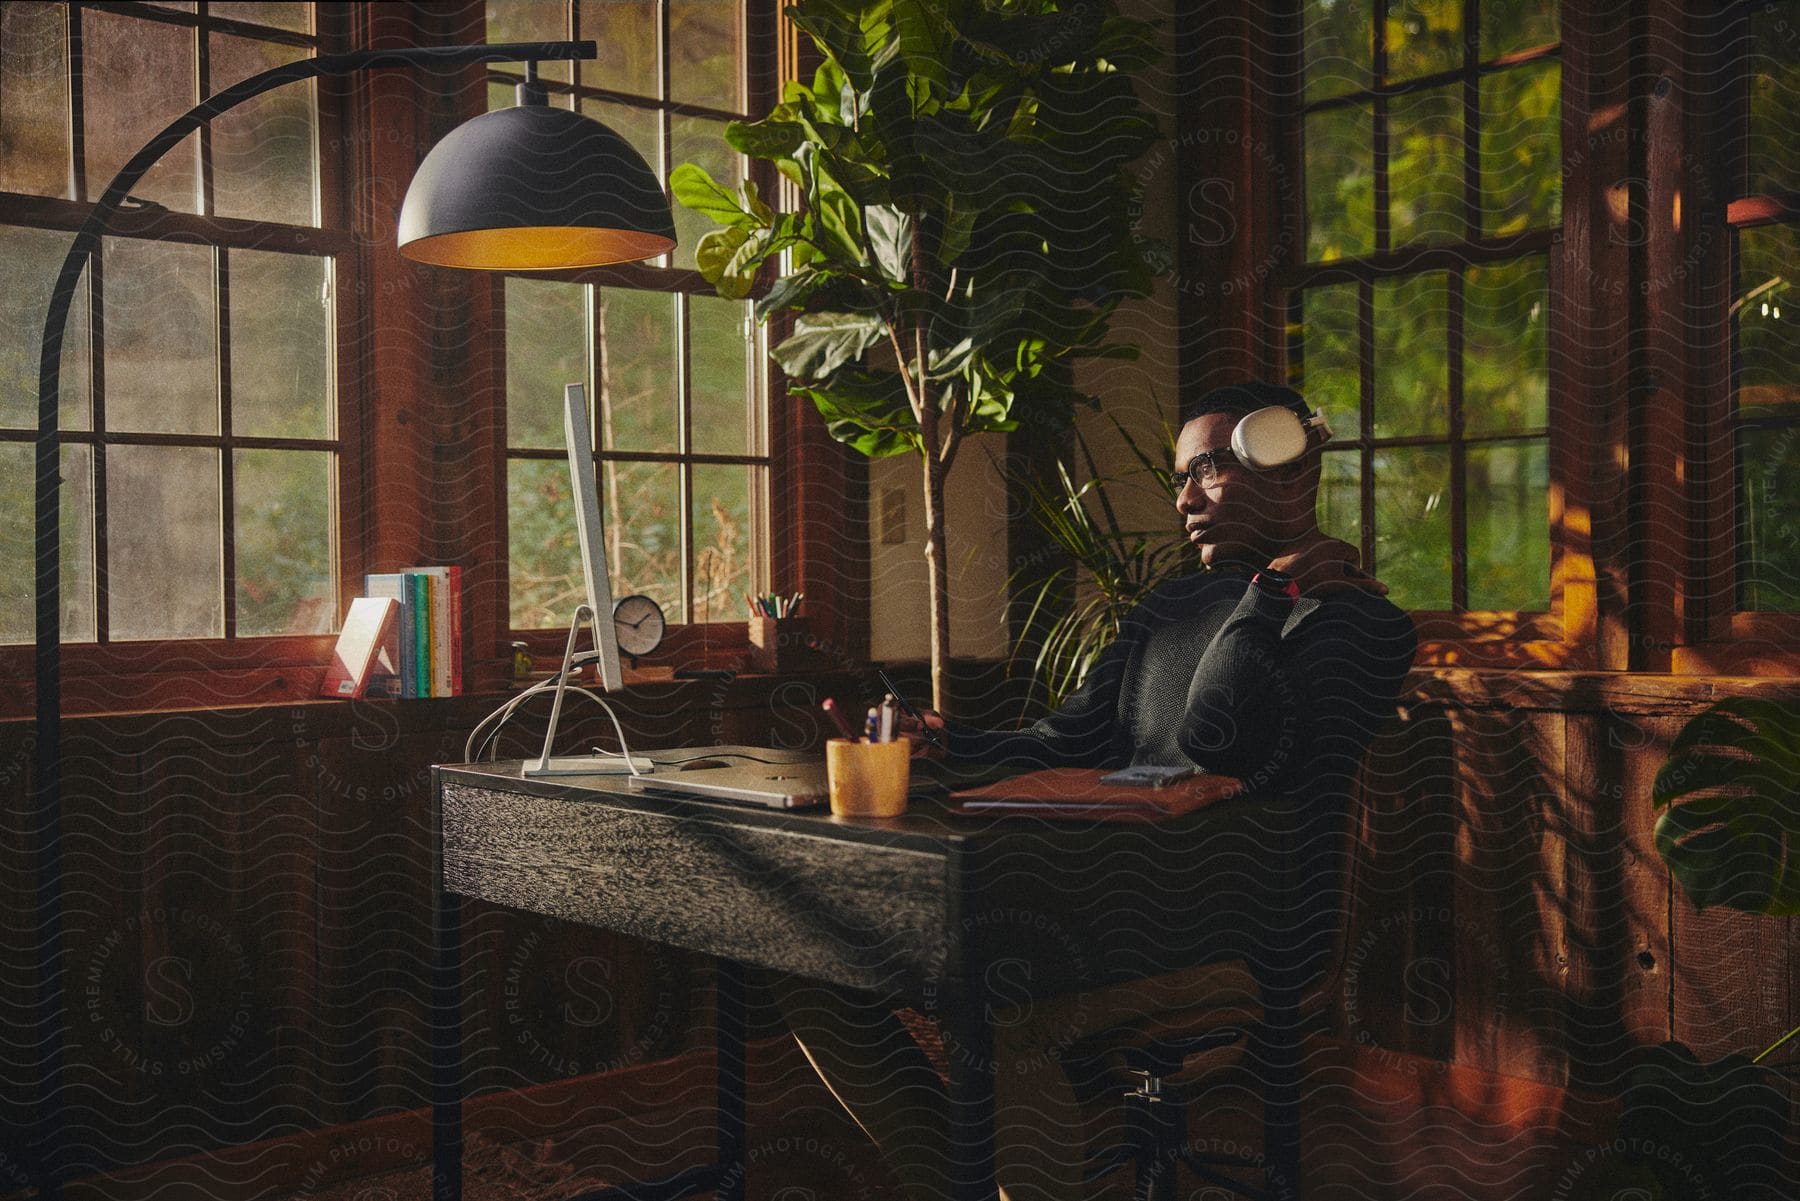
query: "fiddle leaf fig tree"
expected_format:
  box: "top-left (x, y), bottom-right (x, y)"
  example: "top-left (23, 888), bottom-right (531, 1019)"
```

top-left (672, 0), bottom-right (1161, 712)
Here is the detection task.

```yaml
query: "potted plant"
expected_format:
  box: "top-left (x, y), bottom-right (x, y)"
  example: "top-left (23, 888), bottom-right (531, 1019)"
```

top-left (1006, 417), bottom-right (1195, 711)
top-left (671, 0), bottom-right (1162, 712)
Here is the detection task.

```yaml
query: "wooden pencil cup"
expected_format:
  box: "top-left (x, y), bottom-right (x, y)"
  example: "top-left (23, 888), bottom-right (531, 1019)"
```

top-left (825, 737), bottom-right (911, 818)
top-left (748, 616), bottom-right (819, 674)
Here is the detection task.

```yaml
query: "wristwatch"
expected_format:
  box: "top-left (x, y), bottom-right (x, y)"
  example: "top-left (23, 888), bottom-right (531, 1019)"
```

top-left (1250, 568), bottom-right (1300, 599)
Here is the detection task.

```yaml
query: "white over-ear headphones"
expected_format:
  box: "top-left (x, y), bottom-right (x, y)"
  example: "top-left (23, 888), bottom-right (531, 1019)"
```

top-left (1229, 405), bottom-right (1333, 469)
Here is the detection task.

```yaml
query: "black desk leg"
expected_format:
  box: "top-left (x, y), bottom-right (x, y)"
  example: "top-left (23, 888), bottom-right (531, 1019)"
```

top-left (715, 957), bottom-right (747, 1201)
top-left (432, 889), bottom-right (464, 1201)
top-left (943, 993), bottom-right (999, 1201)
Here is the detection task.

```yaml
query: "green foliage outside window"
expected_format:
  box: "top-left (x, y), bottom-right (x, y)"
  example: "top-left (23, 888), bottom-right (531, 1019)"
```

top-left (502, 278), bottom-right (757, 631)
top-left (1735, 4), bottom-right (1800, 612)
top-left (1736, 221), bottom-right (1800, 613)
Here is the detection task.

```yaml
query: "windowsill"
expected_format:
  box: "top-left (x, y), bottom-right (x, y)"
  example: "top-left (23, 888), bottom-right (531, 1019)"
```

top-left (0, 621), bottom-right (854, 719)
top-left (1406, 664), bottom-right (1800, 713)
top-left (0, 660), bottom-right (879, 729)
top-left (1672, 614), bottom-right (1800, 676)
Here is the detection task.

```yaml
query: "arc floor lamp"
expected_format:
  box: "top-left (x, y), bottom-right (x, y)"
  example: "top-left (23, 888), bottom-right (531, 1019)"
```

top-left (31, 40), bottom-right (675, 1199)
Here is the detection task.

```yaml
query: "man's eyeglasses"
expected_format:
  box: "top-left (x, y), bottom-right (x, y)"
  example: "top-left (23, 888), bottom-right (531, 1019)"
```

top-left (1170, 446), bottom-right (1239, 490)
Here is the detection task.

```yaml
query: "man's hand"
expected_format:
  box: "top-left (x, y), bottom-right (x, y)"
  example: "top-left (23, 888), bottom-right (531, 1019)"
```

top-left (1265, 534), bottom-right (1390, 597)
top-left (895, 707), bottom-right (949, 760)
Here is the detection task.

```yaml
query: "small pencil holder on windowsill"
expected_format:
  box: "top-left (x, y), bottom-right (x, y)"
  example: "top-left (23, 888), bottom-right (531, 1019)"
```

top-left (747, 616), bottom-right (823, 674)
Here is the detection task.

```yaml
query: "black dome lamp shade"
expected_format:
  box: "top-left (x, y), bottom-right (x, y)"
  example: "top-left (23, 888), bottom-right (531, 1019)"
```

top-left (398, 75), bottom-right (676, 270)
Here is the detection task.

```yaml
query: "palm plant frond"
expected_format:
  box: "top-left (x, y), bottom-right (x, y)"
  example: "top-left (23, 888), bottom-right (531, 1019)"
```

top-left (1006, 419), bottom-right (1197, 710)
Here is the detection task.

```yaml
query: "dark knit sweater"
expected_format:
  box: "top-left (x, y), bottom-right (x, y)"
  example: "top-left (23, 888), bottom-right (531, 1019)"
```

top-left (944, 570), bottom-right (1418, 796)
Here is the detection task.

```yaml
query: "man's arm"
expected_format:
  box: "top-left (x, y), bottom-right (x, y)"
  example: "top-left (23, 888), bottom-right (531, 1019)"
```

top-left (1179, 585), bottom-right (1417, 789)
top-left (939, 617), bottom-right (1137, 767)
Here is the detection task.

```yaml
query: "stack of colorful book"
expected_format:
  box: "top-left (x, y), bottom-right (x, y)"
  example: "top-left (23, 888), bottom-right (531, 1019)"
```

top-left (320, 567), bottom-right (464, 699)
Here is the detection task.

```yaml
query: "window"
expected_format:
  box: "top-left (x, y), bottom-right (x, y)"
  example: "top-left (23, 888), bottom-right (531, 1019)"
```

top-left (1727, 0), bottom-right (1798, 614)
top-left (1286, 0), bottom-right (1560, 615)
top-left (485, 0), bottom-right (773, 634)
top-left (0, 2), bottom-right (342, 647)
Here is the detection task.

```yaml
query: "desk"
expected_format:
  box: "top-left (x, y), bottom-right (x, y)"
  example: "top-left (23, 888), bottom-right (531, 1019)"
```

top-left (432, 760), bottom-right (1332, 1201)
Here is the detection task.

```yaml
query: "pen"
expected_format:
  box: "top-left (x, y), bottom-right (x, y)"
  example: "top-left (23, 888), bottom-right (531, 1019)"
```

top-left (879, 695), bottom-right (895, 742)
top-left (821, 697), bottom-right (857, 742)
top-left (876, 669), bottom-right (941, 748)
top-left (865, 707), bottom-right (880, 742)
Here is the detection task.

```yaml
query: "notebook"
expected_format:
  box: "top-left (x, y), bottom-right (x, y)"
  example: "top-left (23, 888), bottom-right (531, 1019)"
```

top-left (949, 767), bottom-right (1242, 822)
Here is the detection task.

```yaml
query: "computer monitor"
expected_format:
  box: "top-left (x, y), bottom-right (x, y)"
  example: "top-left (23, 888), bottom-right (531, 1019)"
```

top-left (520, 383), bottom-right (638, 777)
top-left (563, 382), bottom-right (623, 692)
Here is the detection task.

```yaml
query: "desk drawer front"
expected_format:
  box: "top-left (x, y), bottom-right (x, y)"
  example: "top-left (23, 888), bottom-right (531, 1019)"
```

top-left (442, 782), bottom-right (947, 994)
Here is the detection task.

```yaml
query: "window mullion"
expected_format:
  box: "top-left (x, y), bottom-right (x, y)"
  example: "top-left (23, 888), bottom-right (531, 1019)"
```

top-left (218, 246), bottom-right (236, 639)
top-left (1448, 268), bottom-right (1467, 612)
top-left (1372, 0), bottom-right (1390, 255)
top-left (1453, 2), bottom-right (1476, 613)
top-left (197, 9), bottom-right (214, 218)
top-left (68, 1), bottom-right (87, 203)
top-left (1462, 0), bottom-right (1480, 241)
top-left (1357, 277), bottom-right (1375, 574)
top-left (90, 243), bottom-right (110, 644)
top-left (678, 293), bottom-right (694, 624)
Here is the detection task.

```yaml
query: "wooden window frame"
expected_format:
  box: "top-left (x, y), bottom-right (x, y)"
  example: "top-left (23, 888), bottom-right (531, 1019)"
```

top-left (1654, 0), bottom-right (1800, 675)
top-left (2, 2), bottom-right (872, 714)
top-left (1188, 0), bottom-right (1612, 673)
top-left (1282, 1), bottom-right (1573, 669)
top-left (0, 0), bottom-right (364, 714)
top-left (475, 0), bottom-right (869, 676)
top-left (485, 0), bottom-right (779, 666)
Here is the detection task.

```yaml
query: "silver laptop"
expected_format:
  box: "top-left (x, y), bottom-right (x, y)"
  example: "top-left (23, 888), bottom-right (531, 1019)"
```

top-left (625, 746), bottom-right (829, 809)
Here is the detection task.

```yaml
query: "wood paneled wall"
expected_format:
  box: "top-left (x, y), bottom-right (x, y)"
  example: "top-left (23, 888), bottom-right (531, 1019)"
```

top-left (0, 672), bottom-right (882, 1176)
top-left (1344, 670), bottom-right (1800, 1094)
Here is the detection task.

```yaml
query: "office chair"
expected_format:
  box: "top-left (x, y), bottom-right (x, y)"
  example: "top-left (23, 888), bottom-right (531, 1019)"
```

top-left (1072, 793), bottom-right (1353, 1201)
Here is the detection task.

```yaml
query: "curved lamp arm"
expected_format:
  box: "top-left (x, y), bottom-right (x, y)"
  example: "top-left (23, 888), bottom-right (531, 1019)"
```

top-left (28, 40), bottom-right (597, 1195)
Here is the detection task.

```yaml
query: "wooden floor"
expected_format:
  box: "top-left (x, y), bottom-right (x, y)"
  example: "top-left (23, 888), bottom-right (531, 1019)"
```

top-left (248, 1035), bottom-right (1620, 1201)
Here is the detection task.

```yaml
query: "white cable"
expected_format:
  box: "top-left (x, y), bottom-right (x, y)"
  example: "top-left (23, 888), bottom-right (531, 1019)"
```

top-left (463, 671), bottom-right (646, 776)
top-left (464, 675), bottom-right (561, 762)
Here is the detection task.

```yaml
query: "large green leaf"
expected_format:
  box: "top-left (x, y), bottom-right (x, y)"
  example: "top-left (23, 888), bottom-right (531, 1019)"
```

top-left (865, 203), bottom-right (914, 283)
top-left (740, 178), bottom-right (774, 226)
top-left (1090, 14), bottom-right (1162, 72)
top-left (670, 163), bottom-right (752, 227)
top-left (754, 268), bottom-right (825, 322)
top-left (813, 183), bottom-right (867, 263)
top-left (883, 0), bottom-right (951, 93)
top-left (1652, 699), bottom-right (1800, 915)
top-left (933, 197), bottom-right (980, 269)
top-left (726, 116), bottom-right (808, 160)
top-left (694, 226), bottom-right (751, 290)
top-left (723, 227), bottom-right (794, 297)
top-left (771, 311), bottom-right (889, 379)
top-left (789, 368), bottom-right (921, 458)
top-left (790, 2), bottom-right (879, 93)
